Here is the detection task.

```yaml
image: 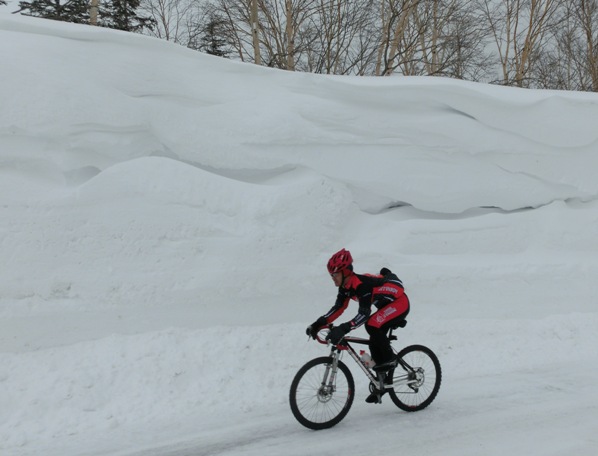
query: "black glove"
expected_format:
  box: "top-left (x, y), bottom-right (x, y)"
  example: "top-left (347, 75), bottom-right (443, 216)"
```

top-left (380, 267), bottom-right (392, 276)
top-left (306, 316), bottom-right (328, 339)
top-left (326, 322), bottom-right (351, 345)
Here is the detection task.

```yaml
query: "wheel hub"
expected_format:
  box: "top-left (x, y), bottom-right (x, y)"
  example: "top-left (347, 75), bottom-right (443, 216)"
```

top-left (408, 368), bottom-right (425, 390)
top-left (317, 385), bottom-right (334, 403)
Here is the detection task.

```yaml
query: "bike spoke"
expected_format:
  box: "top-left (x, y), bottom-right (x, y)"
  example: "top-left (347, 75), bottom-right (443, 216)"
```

top-left (290, 357), bottom-right (355, 429)
top-left (388, 345), bottom-right (442, 411)
top-left (294, 366), bottom-right (350, 423)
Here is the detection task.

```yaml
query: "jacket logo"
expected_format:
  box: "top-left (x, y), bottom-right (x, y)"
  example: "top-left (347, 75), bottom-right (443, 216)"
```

top-left (377, 286), bottom-right (398, 294)
top-left (376, 306), bottom-right (397, 323)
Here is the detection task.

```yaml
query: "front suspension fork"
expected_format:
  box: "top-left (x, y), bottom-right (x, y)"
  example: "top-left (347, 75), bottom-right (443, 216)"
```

top-left (320, 347), bottom-right (342, 392)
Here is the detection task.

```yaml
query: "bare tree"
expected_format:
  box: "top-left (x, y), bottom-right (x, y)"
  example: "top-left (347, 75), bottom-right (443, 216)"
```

top-left (479, 0), bottom-right (517, 84)
top-left (209, 0), bottom-right (283, 65)
top-left (443, 2), bottom-right (496, 80)
top-left (576, 0), bottom-right (598, 91)
top-left (376, 0), bottom-right (421, 75)
top-left (207, 0), bottom-right (310, 69)
top-left (302, 0), bottom-right (377, 74)
top-left (250, 0), bottom-right (261, 64)
top-left (249, 0), bottom-right (306, 69)
top-left (152, 0), bottom-right (592, 89)
top-left (206, 0), bottom-right (377, 73)
top-left (532, 3), bottom-right (576, 89)
top-left (397, 0), bottom-right (493, 79)
top-left (141, 0), bottom-right (199, 43)
top-left (285, 0), bottom-right (295, 69)
top-left (514, 0), bottom-right (561, 87)
top-left (538, 0), bottom-right (598, 91)
top-left (478, 0), bottom-right (561, 87)
top-left (415, 0), bottom-right (446, 75)
top-left (209, 0), bottom-right (255, 62)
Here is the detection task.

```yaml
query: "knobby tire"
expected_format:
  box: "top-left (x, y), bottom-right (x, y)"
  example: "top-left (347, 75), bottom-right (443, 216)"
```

top-left (388, 344), bottom-right (442, 412)
top-left (289, 356), bottom-right (355, 430)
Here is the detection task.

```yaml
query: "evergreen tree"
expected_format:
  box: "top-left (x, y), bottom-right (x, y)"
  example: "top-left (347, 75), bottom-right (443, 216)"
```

top-left (100, 0), bottom-right (154, 32)
top-left (18, 0), bottom-right (89, 23)
top-left (197, 14), bottom-right (230, 58)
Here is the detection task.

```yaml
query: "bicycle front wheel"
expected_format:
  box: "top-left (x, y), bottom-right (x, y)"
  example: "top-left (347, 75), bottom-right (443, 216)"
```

top-left (289, 356), bottom-right (355, 430)
top-left (388, 344), bottom-right (441, 412)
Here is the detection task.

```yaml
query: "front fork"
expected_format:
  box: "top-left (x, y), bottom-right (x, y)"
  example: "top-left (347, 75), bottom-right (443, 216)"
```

top-left (317, 348), bottom-right (342, 401)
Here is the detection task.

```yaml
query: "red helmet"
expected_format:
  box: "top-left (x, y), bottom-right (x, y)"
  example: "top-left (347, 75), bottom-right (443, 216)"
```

top-left (327, 248), bottom-right (353, 274)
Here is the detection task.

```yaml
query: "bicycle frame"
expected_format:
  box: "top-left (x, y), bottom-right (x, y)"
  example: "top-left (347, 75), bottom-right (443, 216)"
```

top-left (317, 330), bottom-right (418, 391)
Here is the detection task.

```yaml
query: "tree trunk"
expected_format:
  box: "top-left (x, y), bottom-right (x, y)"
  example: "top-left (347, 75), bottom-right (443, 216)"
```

top-left (385, 0), bottom-right (418, 75)
top-left (286, 0), bottom-right (295, 70)
top-left (375, 0), bottom-right (390, 75)
top-left (90, 0), bottom-right (99, 25)
top-left (581, 0), bottom-right (598, 91)
top-left (251, 0), bottom-right (261, 65)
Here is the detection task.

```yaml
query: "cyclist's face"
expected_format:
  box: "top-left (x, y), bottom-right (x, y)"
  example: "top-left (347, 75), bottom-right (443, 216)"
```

top-left (331, 271), bottom-right (343, 287)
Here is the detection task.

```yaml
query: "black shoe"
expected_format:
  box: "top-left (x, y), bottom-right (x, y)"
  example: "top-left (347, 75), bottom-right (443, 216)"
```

top-left (365, 391), bottom-right (385, 404)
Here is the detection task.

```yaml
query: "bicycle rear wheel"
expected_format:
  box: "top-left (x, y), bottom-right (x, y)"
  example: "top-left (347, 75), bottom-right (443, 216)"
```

top-left (388, 344), bottom-right (441, 412)
top-left (289, 356), bottom-right (354, 430)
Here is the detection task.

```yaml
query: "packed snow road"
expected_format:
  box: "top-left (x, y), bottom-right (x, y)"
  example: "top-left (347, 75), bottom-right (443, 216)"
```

top-left (124, 360), bottom-right (598, 456)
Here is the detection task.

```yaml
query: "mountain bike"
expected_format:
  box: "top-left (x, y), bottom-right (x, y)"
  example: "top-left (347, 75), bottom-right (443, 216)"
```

top-left (289, 320), bottom-right (441, 430)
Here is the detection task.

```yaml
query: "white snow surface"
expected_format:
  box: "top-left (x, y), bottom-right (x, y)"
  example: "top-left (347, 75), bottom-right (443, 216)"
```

top-left (2, 10), bottom-right (598, 456)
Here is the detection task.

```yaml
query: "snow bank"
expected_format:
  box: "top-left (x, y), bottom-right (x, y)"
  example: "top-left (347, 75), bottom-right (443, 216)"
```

top-left (1, 12), bottom-right (598, 456)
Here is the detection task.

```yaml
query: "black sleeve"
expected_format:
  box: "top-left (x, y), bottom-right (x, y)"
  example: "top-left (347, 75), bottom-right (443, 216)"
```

top-left (322, 290), bottom-right (350, 323)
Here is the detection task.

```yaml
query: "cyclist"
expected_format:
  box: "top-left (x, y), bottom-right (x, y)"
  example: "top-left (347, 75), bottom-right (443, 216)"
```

top-left (306, 248), bottom-right (410, 403)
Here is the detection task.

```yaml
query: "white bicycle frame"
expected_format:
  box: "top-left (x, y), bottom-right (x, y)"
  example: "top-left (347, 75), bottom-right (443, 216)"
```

top-left (320, 333), bottom-right (419, 392)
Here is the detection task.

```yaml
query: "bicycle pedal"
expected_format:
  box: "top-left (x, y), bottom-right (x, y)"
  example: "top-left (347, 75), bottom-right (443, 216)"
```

top-left (365, 392), bottom-right (384, 404)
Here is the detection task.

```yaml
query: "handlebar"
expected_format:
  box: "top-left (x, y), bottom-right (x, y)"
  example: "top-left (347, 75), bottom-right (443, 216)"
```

top-left (313, 325), bottom-right (353, 349)
top-left (311, 325), bottom-right (369, 348)
top-left (314, 326), bottom-right (331, 345)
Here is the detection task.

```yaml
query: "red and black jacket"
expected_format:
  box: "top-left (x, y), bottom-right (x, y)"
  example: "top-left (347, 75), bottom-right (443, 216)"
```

top-left (323, 272), bottom-right (406, 330)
